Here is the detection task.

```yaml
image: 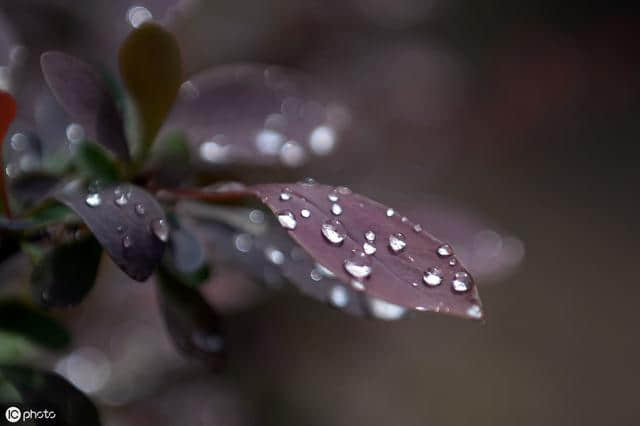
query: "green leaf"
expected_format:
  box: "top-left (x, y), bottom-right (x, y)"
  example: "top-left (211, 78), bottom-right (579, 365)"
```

top-left (72, 141), bottom-right (120, 183)
top-left (0, 365), bottom-right (101, 425)
top-left (31, 236), bottom-right (102, 307)
top-left (0, 300), bottom-right (71, 350)
top-left (148, 130), bottom-right (192, 186)
top-left (119, 23), bottom-right (182, 158)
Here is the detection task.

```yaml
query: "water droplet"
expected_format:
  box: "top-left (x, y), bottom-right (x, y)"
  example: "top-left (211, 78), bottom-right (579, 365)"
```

top-left (249, 209), bottom-right (265, 224)
top-left (423, 267), bottom-right (443, 286)
top-left (116, 225), bottom-right (125, 234)
top-left (337, 186), bottom-right (352, 195)
top-left (344, 250), bottom-right (372, 279)
top-left (114, 192), bottom-right (128, 207)
top-left (328, 191), bottom-right (339, 202)
top-left (437, 244), bottom-right (453, 257)
top-left (151, 219), bottom-right (169, 242)
top-left (401, 216), bottom-right (408, 223)
top-left (309, 125), bottom-right (336, 155)
top-left (413, 224), bottom-right (423, 233)
top-left (135, 204), bottom-right (146, 216)
top-left (255, 129), bottom-right (284, 155)
top-left (363, 241), bottom-right (376, 255)
top-left (452, 271), bottom-right (473, 293)
top-left (389, 233), bottom-right (407, 253)
top-left (66, 123), bottom-right (85, 143)
top-left (301, 209), bottom-right (311, 218)
top-left (310, 268), bottom-right (323, 281)
top-left (321, 219), bottom-right (346, 245)
top-left (365, 230), bottom-right (376, 242)
top-left (85, 193), bottom-right (102, 208)
top-left (386, 208), bottom-right (395, 217)
top-left (448, 257), bottom-right (458, 267)
top-left (234, 233), bottom-right (252, 253)
top-left (302, 177), bottom-right (316, 185)
top-left (279, 141), bottom-right (306, 167)
top-left (329, 285), bottom-right (349, 308)
top-left (265, 246), bottom-right (285, 265)
top-left (351, 280), bottom-right (365, 291)
top-left (200, 140), bottom-right (230, 163)
top-left (467, 305), bottom-right (483, 319)
top-left (122, 235), bottom-right (133, 249)
top-left (126, 5), bottom-right (153, 28)
top-left (316, 263), bottom-right (335, 278)
top-left (367, 298), bottom-right (406, 320)
top-left (277, 211), bottom-right (297, 230)
top-left (10, 133), bottom-right (27, 151)
top-left (331, 203), bottom-right (343, 216)
top-left (279, 192), bottom-right (291, 201)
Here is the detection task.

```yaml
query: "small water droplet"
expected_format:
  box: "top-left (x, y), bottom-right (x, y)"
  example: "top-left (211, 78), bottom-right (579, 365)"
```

top-left (367, 298), bottom-right (406, 320)
top-left (423, 267), bottom-right (443, 286)
top-left (321, 219), bottom-right (346, 245)
top-left (413, 224), bottom-right (423, 233)
top-left (452, 271), bottom-right (473, 293)
top-left (448, 257), bottom-right (458, 267)
top-left (329, 285), bottom-right (349, 308)
top-left (66, 123), bottom-right (85, 143)
top-left (249, 210), bottom-right (265, 224)
top-left (337, 186), bottom-right (352, 195)
top-left (310, 268), bottom-right (323, 281)
top-left (234, 233), bottom-right (252, 253)
top-left (122, 235), bottom-right (133, 249)
top-left (401, 216), bottom-right (408, 223)
top-left (363, 241), bottom-right (376, 255)
top-left (437, 244), bottom-right (453, 257)
top-left (151, 219), bottom-right (169, 242)
top-left (365, 230), bottom-right (376, 242)
top-left (328, 191), bottom-right (339, 202)
top-left (265, 246), bottom-right (285, 265)
top-left (386, 208), bottom-right (395, 217)
top-left (351, 280), bottom-right (365, 291)
top-left (135, 204), bottom-right (146, 216)
top-left (331, 203), bottom-right (343, 216)
top-left (467, 305), bottom-right (483, 319)
top-left (114, 192), bottom-right (128, 207)
top-left (301, 209), bottom-right (311, 218)
top-left (277, 211), bottom-right (297, 230)
top-left (344, 250), bottom-right (372, 279)
top-left (279, 192), bottom-right (291, 201)
top-left (85, 193), bottom-right (102, 208)
top-left (126, 5), bottom-right (153, 28)
top-left (389, 233), bottom-right (407, 253)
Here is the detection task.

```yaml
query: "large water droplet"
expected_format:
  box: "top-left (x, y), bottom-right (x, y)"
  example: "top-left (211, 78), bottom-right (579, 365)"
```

top-left (363, 241), bottom-right (376, 255)
top-left (367, 298), bottom-right (406, 320)
top-left (329, 285), bottom-right (349, 308)
top-left (135, 204), bottom-right (146, 216)
top-left (437, 244), bottom-right (453, 257)
top-left (321, 219), bottom-right (346, 245)
top-left (331, 203), bottom-right (343, 216)
top-left (365, 230), bottom-right (376, 242)
top-left (344, 250), bottom-right (372, 279)
top-left (309, 125), bottom-right (336, 155)
top-left (423, 267), bottom-right (443, 286)
top-left (389, 233), bottom-right (407, 253)
top-left (85, 193), bottom-right (102, 208)
top-left (277, 211), bottom-right (297, 230)
top-left (151, 219), bottom-right (169, 242)
top-left (452, 271), bottom-right (472, 293)
top-left (300, 208), bottom-right (311, 218)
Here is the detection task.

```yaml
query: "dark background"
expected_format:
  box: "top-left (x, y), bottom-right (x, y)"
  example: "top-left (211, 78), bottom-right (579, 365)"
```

top-left (1, 1), bottom-right (639, 425)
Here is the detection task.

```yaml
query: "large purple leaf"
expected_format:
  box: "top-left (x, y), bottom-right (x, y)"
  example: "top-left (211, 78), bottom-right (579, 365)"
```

top-left (54, 180), bottom-right (167, 281)
top-left (40, 51), bottom-right (130, 161)
top-left (249, 182), bottom-right (484, 320)
top-left (161, 64), bottom-right (349, 170)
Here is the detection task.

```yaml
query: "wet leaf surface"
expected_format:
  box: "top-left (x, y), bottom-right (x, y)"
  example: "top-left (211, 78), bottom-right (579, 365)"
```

top-left (161, 64), bottom-right (349, 170)
top-left (54, 181), bottom-right (167, 281)
top-left (156, 264), bottom-right (225, 367)
top-left (0, 365), bottom-right (101, 425)
top-left (31, 236), bottom-right (102, 307)
top-left (40, 51), bottom-right (130, 161)
top-left (250, 182), bottom-right (484, 320)
top-left (119, 22), bottom-right (182, 152)
top-left (0, 300), bottom-right (71, 349)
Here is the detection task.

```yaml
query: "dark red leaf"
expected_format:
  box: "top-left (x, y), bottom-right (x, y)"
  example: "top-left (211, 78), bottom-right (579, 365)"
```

top-left (249, 182), bottom-right (484, 320)
top-left (54, 180), bottom-right (167, 281)
top-left (40, 51), bottom-right (131, 161)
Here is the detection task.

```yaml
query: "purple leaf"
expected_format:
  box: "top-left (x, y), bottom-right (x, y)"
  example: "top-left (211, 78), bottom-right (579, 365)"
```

top-left (40, 51), bottom-right (130, 161)
top-left (249, 182), bottom-right (484, 320)
top-left (161, 64), bottom-right (349, 170)
top-left (54, 180), bottom-right (167, 281)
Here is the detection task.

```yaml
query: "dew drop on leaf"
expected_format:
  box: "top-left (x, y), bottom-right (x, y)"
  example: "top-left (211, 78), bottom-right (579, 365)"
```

top-left (122, 235), bottom-right (133, 249)
top-left (135, 203), bottom-right (146, 216)
top-left (388, 232), bottom-right (407, 253)
top-left (331, 203), bottom-right (343, 216)
top-left (151, 219), bottom-right (169, 242)
top-left (344, 250), bottom-right (373, 279)
top-left (437, 244), bottom-right (453, 257)
top-left (413, 224), bottom-right (423, 233)
top-left (279, 192), bottom-right (291, 201)
top-left (363, 241), bottom-right (376, 255)
top-left (85, 193), bottom-right (101, 207)
top-left (365, 230), bottom-right (376, 242)
top-left (300, 208), bottom-right (311, 218)
top-left (277, 211), bottom-right (297, 230)
top-left (367, 297), bottom-right (406, 320)
top-left (321, 219), bottom-right (346, 245)
top-left (452, 271), bottom-right (472, 293)
top-left (448, 257), bottom-right (458, 267)
top-left (386, 208), bottom-right (395, 217)
top-left (467, 304), bottom-right (483, 319)
top-left (423, 267), bottom-right (443, 286)
top-left (328, 191), bottom-right (339, 202)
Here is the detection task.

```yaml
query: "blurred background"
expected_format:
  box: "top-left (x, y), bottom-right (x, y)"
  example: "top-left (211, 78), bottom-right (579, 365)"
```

top-left (1, 1), bottom-right (639, 425)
